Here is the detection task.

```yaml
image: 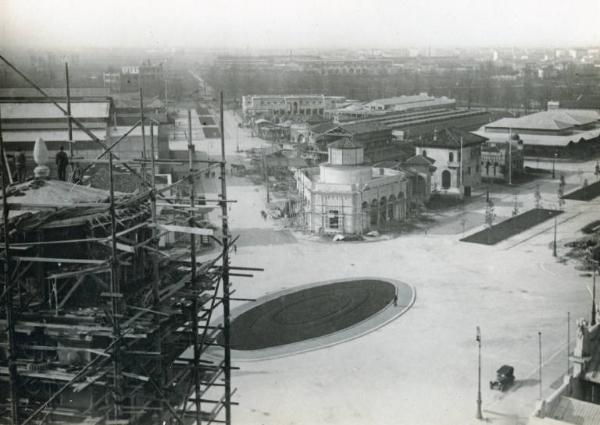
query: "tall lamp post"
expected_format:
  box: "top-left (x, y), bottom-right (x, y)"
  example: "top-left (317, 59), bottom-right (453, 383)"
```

top-left (476, 326), bottom-right (483, 420)
top-left (592, 259), bottom-right (598, 326)
top-left (553, 215), bottom-right (557, 257)
top-left (538, 331), bottom-right (543, 400)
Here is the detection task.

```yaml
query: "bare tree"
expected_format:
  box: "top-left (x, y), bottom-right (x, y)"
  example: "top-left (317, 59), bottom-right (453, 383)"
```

top-left (485, 199), bottom-right (496, 244)
top-left (558, 177), bottom-right (566, 211)
top-left (534, 184), bottom-right (542, 209)
top-left (512, 193), bottom-right (519, 216)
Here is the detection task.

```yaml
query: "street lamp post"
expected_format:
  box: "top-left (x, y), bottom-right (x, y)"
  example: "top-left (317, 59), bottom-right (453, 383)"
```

top-left (538, 331), bottom-right (543, 400)
top-left (592, 259), bottom-right (598, 326)
top-left (553, 216), bottom-right (557, 257)
top-left (552, 152), bottom-right (557, 179)
top-left (476, 326), bottom-right (483, 420)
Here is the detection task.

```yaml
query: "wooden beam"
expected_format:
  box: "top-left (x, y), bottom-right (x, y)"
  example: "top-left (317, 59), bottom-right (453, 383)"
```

top-left (13, 256), bottom-right (106, 265)
top-left (153, 223), bottom-right (214, 236)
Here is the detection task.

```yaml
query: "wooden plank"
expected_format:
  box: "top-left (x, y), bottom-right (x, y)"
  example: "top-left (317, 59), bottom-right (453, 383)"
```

top-left (153, 223), bottom-right (214, 236)
top-left (13, 256), bottom-right (106, 265)
top-left (100, 292), bottom-right (123, 298)
top-left (2, 201), bottom-right (109, 209)
top-left (98, 240), bottom-right (135, 253)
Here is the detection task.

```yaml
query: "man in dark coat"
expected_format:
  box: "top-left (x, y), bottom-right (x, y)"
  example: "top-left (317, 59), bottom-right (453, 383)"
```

top-left (55, 146), bottom-right (69, 181)
top-left (16, 148), bottom-right (26, 183)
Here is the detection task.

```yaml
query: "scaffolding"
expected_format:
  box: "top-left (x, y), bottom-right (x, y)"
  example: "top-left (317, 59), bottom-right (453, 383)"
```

top-left (0, 55), bottom-right (255, 425)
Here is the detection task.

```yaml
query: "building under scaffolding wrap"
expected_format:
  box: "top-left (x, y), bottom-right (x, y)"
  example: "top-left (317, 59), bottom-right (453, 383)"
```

top-left (0, 54), bottom-right (251, 425)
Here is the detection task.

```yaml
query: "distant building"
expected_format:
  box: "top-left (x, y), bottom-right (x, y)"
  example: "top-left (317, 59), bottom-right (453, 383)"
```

top-left (414, 128), bottom-right (486, 197)
top-left (309, 121), bottom-right (398, 163)
top-left (329, 93), bottom-right (456, 119)
top-left (103, 72), bottom-right (121, 93)
top-left (242, 94), bottom-right (346, 123)
top-left (364, 93), bottom-right (455, 113)
top-left (120, 62), bottom-right (164, 95)
top-left (293, 139), bottom-right (430, 235)
top-left (529, 319), bottom-right (600, 424)
top-left (480, 133), bottom-right (525, 183)
top-left (474, 109), bottom-right (600, 158)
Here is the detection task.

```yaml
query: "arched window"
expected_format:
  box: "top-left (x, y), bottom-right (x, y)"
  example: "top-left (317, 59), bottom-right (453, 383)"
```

top-left (442, 170), bottom-right (451, 189)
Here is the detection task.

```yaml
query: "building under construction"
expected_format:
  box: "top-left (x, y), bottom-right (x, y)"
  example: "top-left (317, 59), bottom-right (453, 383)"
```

top-left (0, 56), bottom-right (251, 425)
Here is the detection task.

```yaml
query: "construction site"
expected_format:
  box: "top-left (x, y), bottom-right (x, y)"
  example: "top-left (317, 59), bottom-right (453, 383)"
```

top-left (0, 55), bottom-right (254, 425)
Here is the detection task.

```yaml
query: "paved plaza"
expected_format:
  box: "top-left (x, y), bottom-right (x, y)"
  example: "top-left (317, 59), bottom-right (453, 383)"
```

top-left (207, 125), bottom-right (600, 425)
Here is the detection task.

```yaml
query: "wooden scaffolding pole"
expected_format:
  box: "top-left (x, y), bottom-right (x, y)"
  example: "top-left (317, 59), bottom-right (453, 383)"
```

top-left (220, 92), bottom-right (233, 425)
top-left (0, 105), bottom-right (19, 425)
top-left (108, 150), bottom-right (123, 420)
top-left (188, 109), bottom-right (203, 425)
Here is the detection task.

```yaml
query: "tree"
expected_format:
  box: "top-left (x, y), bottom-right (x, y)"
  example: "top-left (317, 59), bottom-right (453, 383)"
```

top-left (485, 199), bottom-right (496, 244)
top-left (534, 184), bottom-right (542, 209)
top-left (558, 177), bottom-right (566, 210)
top-left (512, 193), bottom-right (519, 216)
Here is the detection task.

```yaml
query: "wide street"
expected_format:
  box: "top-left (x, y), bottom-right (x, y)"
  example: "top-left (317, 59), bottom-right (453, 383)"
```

top-left (200, 124), bottom-right (600, 425)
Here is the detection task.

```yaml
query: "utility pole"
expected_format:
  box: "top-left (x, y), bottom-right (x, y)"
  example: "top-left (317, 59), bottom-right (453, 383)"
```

top-left (538, 331), bottom-right (543, 400)
top-left (476, 326), bottom-right (483, 420)
top-left (65, 62), bottom-right (73, 160)
top-left (140, 88), bottom-right (147, 183)
top-left (592, 260), bottom-right (598, 326)
top-left (507, 128), bottom-right (512, 185)
top-left (262, 149), bottom-right (270, 204)
top-left (567, 311), bottom-right (570, 375)
top-left (553, 216), bottom-right (557, 257)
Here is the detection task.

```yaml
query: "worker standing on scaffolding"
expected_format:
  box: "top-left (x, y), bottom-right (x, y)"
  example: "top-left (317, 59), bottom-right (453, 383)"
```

top-left (55, 146), bottom-right (69, 181)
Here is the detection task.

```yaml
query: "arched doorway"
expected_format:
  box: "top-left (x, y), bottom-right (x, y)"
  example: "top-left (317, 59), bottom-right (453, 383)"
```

top-left (398, 192), bottom-right (405, 219)
top-left (379, 197), bottom-right (387, 223)
top-left (416, 175), bottom-right (427, 198)
top-left (441, 170), bottom-right (451, 189)
top-left (297, 134), bottom-right (305, 144)
top-left (388, 195), bottom-right (396, 220)
top-left (370, 199), bottom-right (378, 226)
top-left (361, 201), bottom-right (369, 231)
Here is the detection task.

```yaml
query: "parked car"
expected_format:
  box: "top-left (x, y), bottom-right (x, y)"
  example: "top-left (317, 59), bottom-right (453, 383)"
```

top-left (490, 365), bottom-right (515, 391)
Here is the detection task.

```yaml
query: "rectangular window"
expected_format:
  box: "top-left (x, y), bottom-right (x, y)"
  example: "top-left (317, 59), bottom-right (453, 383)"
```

top-left (328, 210), bottom-right (339, 229)
top-left (467, 166), bottom-right (471, 175)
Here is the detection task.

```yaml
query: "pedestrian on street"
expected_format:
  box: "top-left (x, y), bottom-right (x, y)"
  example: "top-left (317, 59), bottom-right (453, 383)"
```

top-left (233, 244), bottom-right (237, 254)
top-left (16, 148), bottom-right (26, 183)
top-left (393, 293), bottom-right (398, 307)
top-left (55, 146), bottom-right (69, 181)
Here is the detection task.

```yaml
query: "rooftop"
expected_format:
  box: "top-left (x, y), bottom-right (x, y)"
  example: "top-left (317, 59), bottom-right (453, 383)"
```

top-left (1, 102), bottom-right (111, 120)
top-left (485, 109), bottom-right (600, 131)
top-left (0, 88), bottom-right (110, 99)
top-left (420, 128), bottom-right (487, 148)
top-left (328, 138), bottom-right (363, 149)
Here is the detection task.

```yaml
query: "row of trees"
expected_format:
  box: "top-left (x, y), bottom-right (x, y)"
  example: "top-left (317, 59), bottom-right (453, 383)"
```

top-left (201, 60), bottom-right (600, 110)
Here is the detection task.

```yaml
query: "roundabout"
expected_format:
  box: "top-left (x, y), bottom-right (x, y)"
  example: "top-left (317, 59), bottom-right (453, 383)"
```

top-left (212, 277), bottom-right (416, 361)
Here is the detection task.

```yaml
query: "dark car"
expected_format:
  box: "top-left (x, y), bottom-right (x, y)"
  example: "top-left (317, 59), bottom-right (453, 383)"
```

top-left (490, 365), bottom-right (515, 391)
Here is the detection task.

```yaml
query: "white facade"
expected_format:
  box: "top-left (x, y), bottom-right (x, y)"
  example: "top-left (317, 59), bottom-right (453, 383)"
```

top-left (415, 144), bottom-right (481, 197)
top-left (294, 143), bottom-right (419, 234)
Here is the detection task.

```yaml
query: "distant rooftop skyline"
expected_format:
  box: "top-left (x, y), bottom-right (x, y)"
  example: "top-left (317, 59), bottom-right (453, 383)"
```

top-left (1, 0), bottom-right (599, 50)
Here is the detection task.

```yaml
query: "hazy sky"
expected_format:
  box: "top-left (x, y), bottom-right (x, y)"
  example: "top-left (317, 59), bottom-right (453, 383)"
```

top-left (1, 0), bottom-right (599, 50)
